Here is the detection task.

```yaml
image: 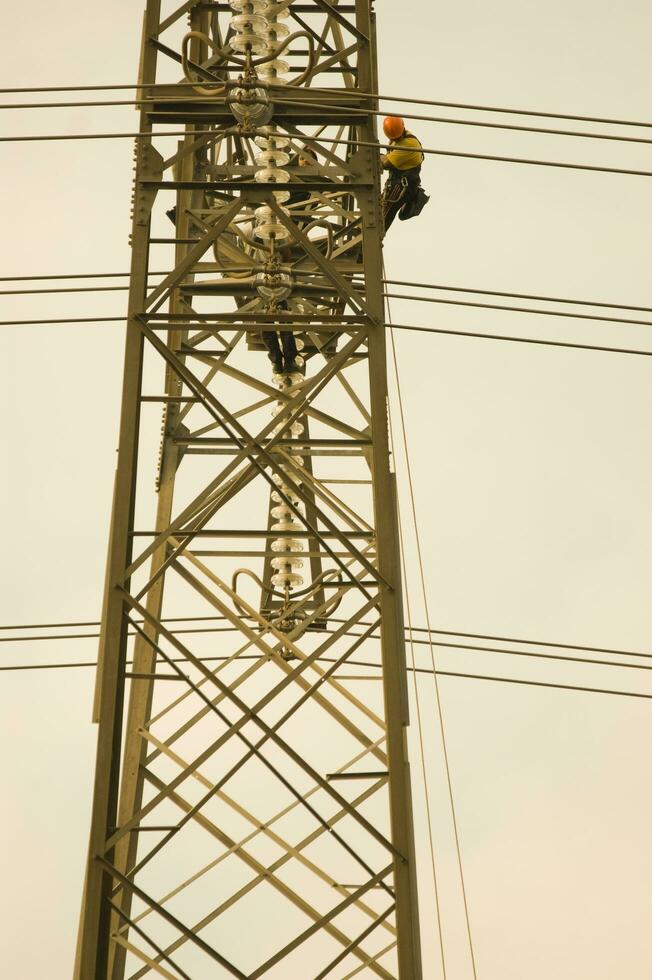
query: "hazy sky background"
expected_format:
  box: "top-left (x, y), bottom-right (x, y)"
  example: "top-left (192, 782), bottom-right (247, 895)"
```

top-left (2, 1), bottom-right (652, 977)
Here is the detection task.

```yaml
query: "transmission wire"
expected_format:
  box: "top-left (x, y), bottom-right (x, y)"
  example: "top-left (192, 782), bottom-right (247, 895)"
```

top-left (392, 413), bottom-right (447, 978)
top-left (2, 81), bottom-right (652, 130)
top-left (385, 262), bottom-right (479, 979)
top-left (5, 125), bottom-right (652, 181)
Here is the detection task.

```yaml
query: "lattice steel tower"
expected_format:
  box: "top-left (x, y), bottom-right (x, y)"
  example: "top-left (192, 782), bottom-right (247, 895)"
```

top-left (76, 2), bottom-right (422, 977)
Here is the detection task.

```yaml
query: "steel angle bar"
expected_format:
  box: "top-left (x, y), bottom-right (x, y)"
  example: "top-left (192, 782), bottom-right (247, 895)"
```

top-left (97, 858), bottom-right (247, 978)
top-left (288, 8), bottom-right (337, 53)
top-left (343, 940), bottom-right (398, 980)
top-left (313, 903), bottom-right (397, 980)
top-left (135, 731), bottom-right (393, 943)
top-left (140, 548), bottom-right (376, 733)
top-left (107, 901), bottom-right (193, 980)
top-left (112, 603), bottom-right (385, 844)
top-left (109, 935), bottom-right (179, 980)
top-left (140, 730), bottom-right (387, 873)
top-left (144, 198), bottom-right (242, 310)
top-left (327, 355), bottom-right (372, 423)
top-left (150, 604), bottom-right (384, 788)
top-left (249, 865), bottom-right (393, 979)
top-left (141, 566), bottom-right (383, 760)
top-left (141, 773), bottom-right (396, 980)
top-left (162, 128), bottom-right (225, 171)
top-left (126, 775), bottom-right (393, 980)
top-left (124, 329), bottom-right (365, 582)
top-left (158, 0), bottom-right (204, 34)
top-left (167, 558), bottom-right (387, 733)
top-left (310, 0), bottom-right (369, 42)
top-left (269, 198), bottom-right (372, 319)
top-left (277, 448), bottom-right (373, 533)
top-left (115, 591), bottom-right (397, 858)
top-left (134, 322), bottom-right (384, 595)
top-left (130, 690), bottom-right (391, 918)
top-left (214, 359), bottom-right (368, 440)
top-left (125, 619), bottom-right (389, 899)
top-left (306, 40), bottom-right (362, 82)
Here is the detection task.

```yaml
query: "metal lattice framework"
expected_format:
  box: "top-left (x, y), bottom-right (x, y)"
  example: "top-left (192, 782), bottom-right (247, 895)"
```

top-left (76, 2), bottom-right (422, 977)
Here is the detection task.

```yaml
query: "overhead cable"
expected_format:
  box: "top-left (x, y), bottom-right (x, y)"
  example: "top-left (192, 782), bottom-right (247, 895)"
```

top-left (388, 323), bottom-right (652, 358)
top-left (4, 617), bottom-right (649, 662)
top-left (5, 128), bottom-right (652, 180)
top-left (303, 87), bottom-right (652, 130)
top-left (4, 95), bottom-right (652, 148)
top-left (4, 312), bottom-right (652, 359)
top-left (382, 280), bottom-right (652, 316)
top-left (2, 626), bottom-right (651, 675)
top-left (383, 293), bottom-right (652, 329)
top-left (4, 272), bottom-right (652, 319)
top-left (386, 264), bottom-right (478, 979)
top-left (7, 652), bottom-right (652, 707)
top-left (396, 483), bottom-right (447, 977)
top-left (2, 82), bottom-right (652, 130)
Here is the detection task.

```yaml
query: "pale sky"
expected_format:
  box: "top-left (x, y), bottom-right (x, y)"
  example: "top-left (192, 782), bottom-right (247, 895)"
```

top-left (2, 1), bottom-right (652, 978)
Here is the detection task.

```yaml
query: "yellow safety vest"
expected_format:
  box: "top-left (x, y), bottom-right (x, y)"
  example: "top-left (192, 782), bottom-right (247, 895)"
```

top-left (384, 132), bottom-right (424, 172)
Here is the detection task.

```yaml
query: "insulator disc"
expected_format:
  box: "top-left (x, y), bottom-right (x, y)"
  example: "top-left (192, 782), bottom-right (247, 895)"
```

top-left (264, 2), bottom-right (290, 20)
top-left (271, 572), bottom-right (304, 588)
top-left (263, 21), bottom-right (290, 41)
top-left (255, 167), bottom-right (290, 184)
top-left (271, 538), bottom-right (304, 552)
top-left (254, 205), bottom-right (290, 240)
top-left (272, 472), bottom-right (301, 487)
top-left (255, 149), bottom-right (290, 168)
top-left (254, 131), bottom-right (290, 150)
top-left (230, 12), bottom-right (267, 32)
top-left (271, 556), bottom-right (304, 570)
top-left (271, 491), bottom-right (300, 507)
top-left (230, 0), bottom-right (269, 11)
top-left (272, 521), bottom-right (302, 534)
top-left (230, 98), bottom-right (273, 127)
top-left (258, 59), bottom-right (290, 79)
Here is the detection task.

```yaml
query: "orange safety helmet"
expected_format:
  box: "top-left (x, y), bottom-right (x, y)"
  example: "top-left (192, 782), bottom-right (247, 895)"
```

top-left (383, 115), bottom-right (405, 140)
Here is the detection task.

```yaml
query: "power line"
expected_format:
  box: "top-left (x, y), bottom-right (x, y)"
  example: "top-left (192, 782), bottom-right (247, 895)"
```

top-left (387, 266), bottom-right (478, 979)
top-left (2, 81), bottom-right (652, 131)
top-left (0, 316), bottom-right (125, 326)
top-left (312, 87), bottom-right (652, 130)
top-left (0, 285), bottom-right (130, 296)
top-left (4, 311), bottom-right (652, 359)
top-left (4, 271), bottom-right (652, 319)
top-left (4, 283), bottom-right (651, 326)
top-left (3, 654), bottom-right (651, 703)
top-left (389, 322), bottom-right (652, 358)
top-left (395, 456), bottom-right (447, 978)
top-left (420, 626), bottom-right (652, 660)
top-left (0, 271), bottom-right (167, 282)
top-left (2, 625), bottom-right (651, 673)
top-left (7, 614), bottom-right (647, 662)
top-left (382, 280), bottom-right (652, 316)
top-left (384, 293), bottom-right (652, 329)
top-left (4, 94), bottom-right (652, 148)
top-left (5, 127), bottom-right (652, 180)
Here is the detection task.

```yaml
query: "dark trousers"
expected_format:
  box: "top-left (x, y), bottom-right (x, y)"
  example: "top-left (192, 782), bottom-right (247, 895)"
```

top-left (262, 330), bottom-right (298, 366)
top-left (382, 168), bottom-right (421, 233)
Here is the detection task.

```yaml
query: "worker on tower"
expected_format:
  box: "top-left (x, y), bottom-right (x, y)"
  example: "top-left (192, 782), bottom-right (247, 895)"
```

top-left (380, 116), bottom-right (429, 234)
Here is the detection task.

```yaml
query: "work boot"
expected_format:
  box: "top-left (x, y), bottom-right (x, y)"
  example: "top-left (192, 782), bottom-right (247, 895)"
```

top-left (283, 359), bottom-right (301, 375)
top-left (269, 353), bottom-right (283, 374)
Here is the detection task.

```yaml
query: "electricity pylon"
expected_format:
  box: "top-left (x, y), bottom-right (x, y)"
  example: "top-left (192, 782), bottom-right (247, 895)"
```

top-left (76, 2), bottom-right (423, 977)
